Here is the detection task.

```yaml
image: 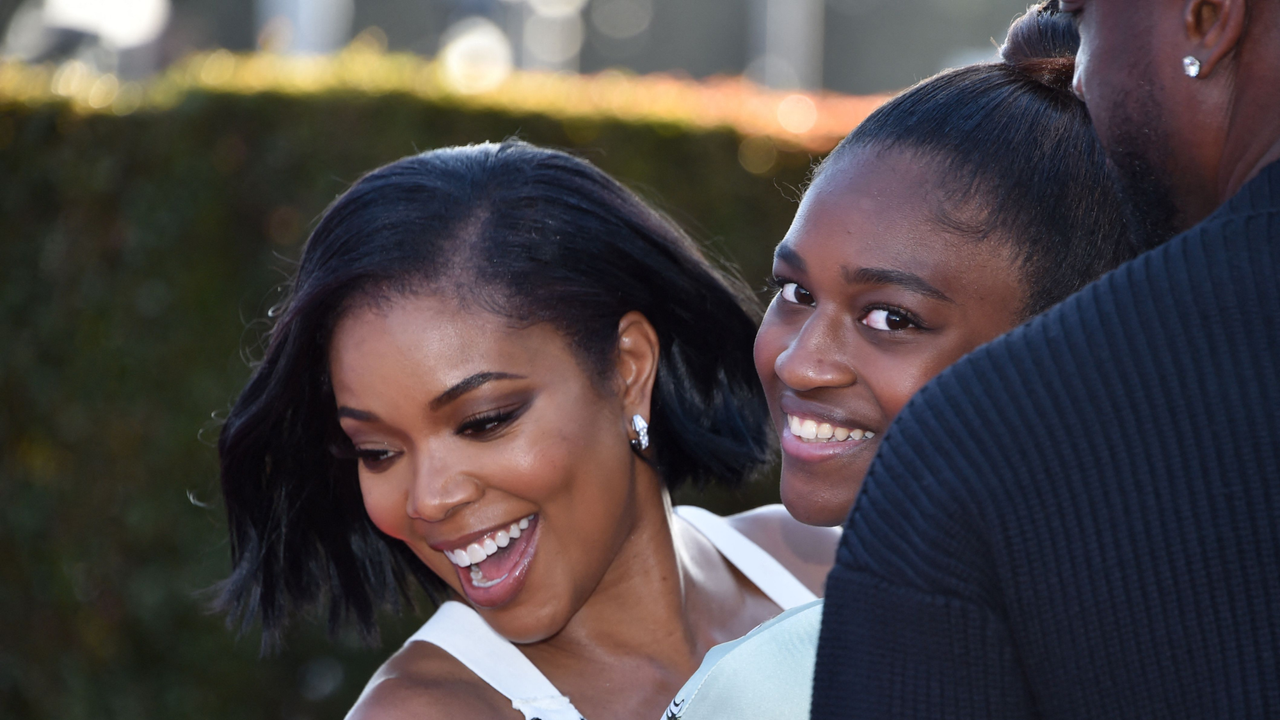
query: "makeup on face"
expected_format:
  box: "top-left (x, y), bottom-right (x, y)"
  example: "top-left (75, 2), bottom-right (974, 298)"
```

top-left (328, 294), bottom-right (643, 640)
top-left (754, 148), bottom-right (1028, 527)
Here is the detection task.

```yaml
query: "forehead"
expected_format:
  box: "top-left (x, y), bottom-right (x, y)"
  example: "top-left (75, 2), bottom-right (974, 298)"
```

top-left (782, 148), bottom-right (979, 275)
top-left (328, 295), bottom-right (574, 397)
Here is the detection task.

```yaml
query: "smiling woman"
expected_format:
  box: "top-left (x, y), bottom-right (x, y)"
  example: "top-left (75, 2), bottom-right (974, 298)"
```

top-left (214, 141), bottom-right (836, 720)
top-left (754, 0), bottom-right (1143, 528)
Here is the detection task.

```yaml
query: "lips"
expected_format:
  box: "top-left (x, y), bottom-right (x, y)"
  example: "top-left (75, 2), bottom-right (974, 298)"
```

top-left (776, 398), bottom-right (880, 465)
top-left (433, 515), bottom-right (540, 608)
top-left (785, 413), bottom-right (875, 444)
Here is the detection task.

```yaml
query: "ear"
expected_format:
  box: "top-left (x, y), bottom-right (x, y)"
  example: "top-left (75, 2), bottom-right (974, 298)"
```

top-left (1183, 0), bottom-right (1247, 78)
top-left (614, 311), bottom-right (660, 422)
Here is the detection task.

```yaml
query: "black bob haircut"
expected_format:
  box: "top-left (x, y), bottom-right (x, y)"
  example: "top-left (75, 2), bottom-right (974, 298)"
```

top-left (817, 0), bottom-right (1140, 318)
top-left (215, 141), bottom-right (772, 649)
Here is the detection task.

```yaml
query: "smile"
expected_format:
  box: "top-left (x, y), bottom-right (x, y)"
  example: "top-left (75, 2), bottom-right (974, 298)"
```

top-left (786, 414), bottom-right (875, 443)
top-left (444, 515), bottom-right (533, 568)
top-left (438, 515), bottom-right (539, 605)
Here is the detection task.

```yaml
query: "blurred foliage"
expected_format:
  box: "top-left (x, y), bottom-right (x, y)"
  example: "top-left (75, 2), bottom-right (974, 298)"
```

top-left (0, 54), bottom-right (872, 720)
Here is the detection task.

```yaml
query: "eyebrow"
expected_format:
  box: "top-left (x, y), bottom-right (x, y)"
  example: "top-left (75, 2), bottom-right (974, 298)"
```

top-left (774, 244), bottom-right (807, 274)
top-left (841, 266), bottom-right (955, 304)
top-left (337, 406), bottom-right (380, 422)
top-left (429, 371), bottom-right (525, 411)
top-left (336, 371), bottom-right (526, 422)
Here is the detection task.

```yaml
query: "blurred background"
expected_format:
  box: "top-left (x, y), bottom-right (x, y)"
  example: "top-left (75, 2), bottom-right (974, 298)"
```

top-left (1, 1), bottom-right (1032, 719)
top-left (0, 0), bottom-right (1032, 92)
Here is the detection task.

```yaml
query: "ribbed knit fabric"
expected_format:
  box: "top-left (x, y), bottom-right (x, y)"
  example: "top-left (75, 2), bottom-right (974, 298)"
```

top-left (812, 160), bottom-right (1280, 719)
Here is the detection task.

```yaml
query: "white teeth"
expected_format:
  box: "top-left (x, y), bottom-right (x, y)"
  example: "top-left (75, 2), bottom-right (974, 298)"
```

top-left (445, 515), bottom-right (537, 567)
top-left (785, 414), bottom-right (871, 445)
top-left (800, 419), bottom-right (818, 439)
top-left (470, 564), bottom-right (506, 588)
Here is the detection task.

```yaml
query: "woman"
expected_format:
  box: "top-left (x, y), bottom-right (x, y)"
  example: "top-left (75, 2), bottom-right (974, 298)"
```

top-left (214, 141), bottom-right (836, 720)
top-left (667, 3), bottom-right (1141, 716)
top-left (757, 0), bottom-right (1138, 528)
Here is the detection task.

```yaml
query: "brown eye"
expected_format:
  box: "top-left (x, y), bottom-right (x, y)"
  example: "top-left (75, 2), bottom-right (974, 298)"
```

top-left (861, 308), bottom-right (918, 332)
top-left (780, 282), bottom-right (815, 306)
top-left (354, 447), bottom-right (400, 472)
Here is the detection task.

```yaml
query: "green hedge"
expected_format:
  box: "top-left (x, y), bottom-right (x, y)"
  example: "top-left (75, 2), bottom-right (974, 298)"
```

top-left (0, 85), bottom-right (820, 719)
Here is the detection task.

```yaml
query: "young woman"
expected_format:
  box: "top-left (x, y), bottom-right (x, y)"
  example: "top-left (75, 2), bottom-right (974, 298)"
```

top-left (213, 141), bottom-right (837, 720)
top-left (757, 0), bottom-right (1139, 529)
top-left (666, 4), bottom-right (1141, 716)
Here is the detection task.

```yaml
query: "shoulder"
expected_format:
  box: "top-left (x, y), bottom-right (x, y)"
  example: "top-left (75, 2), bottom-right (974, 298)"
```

top-left (728, 504), bottom-right (840, 597)
top-left (346, 640), bottom-right (511, 720)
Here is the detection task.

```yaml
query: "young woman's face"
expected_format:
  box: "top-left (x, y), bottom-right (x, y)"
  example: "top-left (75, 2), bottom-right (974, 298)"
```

top-left (754, 148), bottom-right (1028, 527)
top-left (329, 295), bottom-right (645, 643)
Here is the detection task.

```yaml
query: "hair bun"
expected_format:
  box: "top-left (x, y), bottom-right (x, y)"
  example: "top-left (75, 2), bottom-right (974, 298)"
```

top-left (1000, 0), bottom-right (1078, 93)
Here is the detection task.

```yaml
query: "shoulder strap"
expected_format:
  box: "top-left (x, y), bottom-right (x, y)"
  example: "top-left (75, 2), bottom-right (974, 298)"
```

top-left (674, 505), bottom-right (819, 611)
top-left (405, 601), bottom-right (584, 720)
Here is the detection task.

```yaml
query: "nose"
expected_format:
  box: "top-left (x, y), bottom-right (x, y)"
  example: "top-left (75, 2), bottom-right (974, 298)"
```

top-left (773, 309), bottom-right (858, 392)
top-left (406, 452), bottom-right (483, 523)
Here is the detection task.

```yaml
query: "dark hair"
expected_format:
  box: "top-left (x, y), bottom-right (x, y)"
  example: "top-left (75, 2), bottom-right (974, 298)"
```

top-left (215, 141), bottom-right (772, 649)
top-left (816, 0), bottom-right (1138, 317)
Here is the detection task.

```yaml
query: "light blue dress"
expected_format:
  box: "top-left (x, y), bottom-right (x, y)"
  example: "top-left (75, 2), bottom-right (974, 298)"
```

top-left (662, 599), bottom-right (823, 720)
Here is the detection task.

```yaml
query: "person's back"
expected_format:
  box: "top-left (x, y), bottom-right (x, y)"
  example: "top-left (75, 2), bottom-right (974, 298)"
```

top-left (813, 0), bottom-right (1280, 717)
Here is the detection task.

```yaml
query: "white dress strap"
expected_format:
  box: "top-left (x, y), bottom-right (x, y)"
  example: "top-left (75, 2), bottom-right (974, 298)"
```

top-left (674, 505), bottom-right (818, 611)
top-left (405, 601), bottom-right (584, 720)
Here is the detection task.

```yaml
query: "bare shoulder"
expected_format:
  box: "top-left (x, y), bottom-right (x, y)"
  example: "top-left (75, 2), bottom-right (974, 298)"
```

top-left (346, 640), bottom-right (514, 720)
top-left (726, 504), bottom-right (841, 598)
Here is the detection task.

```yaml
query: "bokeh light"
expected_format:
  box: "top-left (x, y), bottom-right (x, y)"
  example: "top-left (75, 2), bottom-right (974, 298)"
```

top-left (524, 13), bottom-right (585, 66)
top-left (776, 94), bottom-right (818, 134)
top-left (528, 0), bottom-right (589, 19)
top-left (44, 0), bottom-right (171, 49)
top-left (440, 17), bottom-right (514, 94)
top-left (590, 0), bottom-right (654, 40)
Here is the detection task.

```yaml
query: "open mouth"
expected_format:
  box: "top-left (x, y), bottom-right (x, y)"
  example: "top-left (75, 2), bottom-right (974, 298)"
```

top-left (440, 515), bottom-right (539, 607)
top-left (785, 413), bottom-right (875, 444)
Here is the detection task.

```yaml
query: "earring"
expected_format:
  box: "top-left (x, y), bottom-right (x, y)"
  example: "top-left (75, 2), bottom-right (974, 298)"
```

top-left (1183, 56), bottom-right (1202, 78)
top-left (630, 414), bottom-right (649, 452)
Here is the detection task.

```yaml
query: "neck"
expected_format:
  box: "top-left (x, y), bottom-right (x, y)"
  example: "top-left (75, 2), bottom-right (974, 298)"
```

top-left (1216, 28), bottom-right (1280, 204)
top-left (527, 483), bottom-right (710, 673)
top-left (1221, 133), bottom-right (1280, 203)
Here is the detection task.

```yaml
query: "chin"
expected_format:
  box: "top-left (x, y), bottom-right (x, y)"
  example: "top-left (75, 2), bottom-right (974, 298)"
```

top-left (779, 467), bottom-right (862, 528)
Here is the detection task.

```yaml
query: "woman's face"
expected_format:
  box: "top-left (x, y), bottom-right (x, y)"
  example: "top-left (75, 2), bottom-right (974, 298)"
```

top-left (329, 294), bottom-right (647, 643)
top-left (754, 148), bottom-right (1028, 527)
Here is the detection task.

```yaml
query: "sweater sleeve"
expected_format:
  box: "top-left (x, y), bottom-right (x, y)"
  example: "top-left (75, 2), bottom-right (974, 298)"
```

top-left (814, 566), bottom-right (1034, 719)
top-left (809, 349), bottom-right (1041, 720)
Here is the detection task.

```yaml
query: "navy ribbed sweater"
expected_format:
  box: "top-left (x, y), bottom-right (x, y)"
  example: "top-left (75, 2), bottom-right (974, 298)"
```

top-left (812, 161), bottom-right (1280, 719)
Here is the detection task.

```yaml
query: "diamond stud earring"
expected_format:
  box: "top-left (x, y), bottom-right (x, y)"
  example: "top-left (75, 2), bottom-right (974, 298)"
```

top-left (1183, 56), bottom-right (1202, 78)
top-left (630, 414), bottom-right (649, 452)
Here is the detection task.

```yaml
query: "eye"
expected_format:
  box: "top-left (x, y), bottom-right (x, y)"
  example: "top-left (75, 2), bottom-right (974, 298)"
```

top-left (353, 445), bottom-right (401, 472)
top-left (776, 280), bottom-right (815, 307)
top-left (457, 405), bottom-right (525, 439)
top-left (331, 438), bottom-right (402, 472)
top-left (860, 307), bottom-right (920, 332)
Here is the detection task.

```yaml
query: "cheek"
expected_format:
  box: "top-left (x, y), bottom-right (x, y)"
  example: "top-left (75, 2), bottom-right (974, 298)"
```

top-left (358, 472), bottom-right (409, 541)
top-left (861, 349), bottom-right (961, 422)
